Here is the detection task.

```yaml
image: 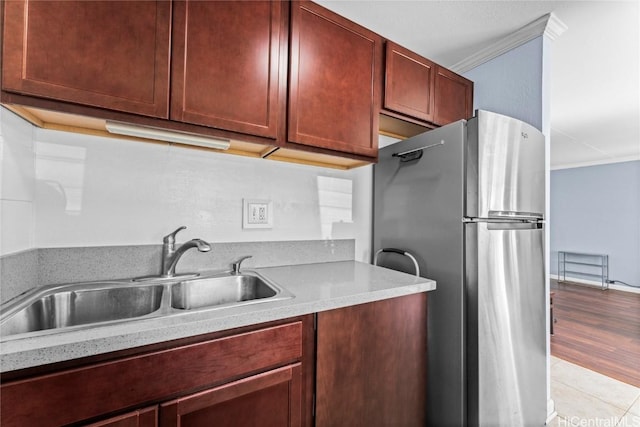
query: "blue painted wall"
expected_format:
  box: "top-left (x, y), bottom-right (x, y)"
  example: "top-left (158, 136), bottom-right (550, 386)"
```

top-left (464, 37), bottom-right (544, 131)
top-left (550, 161), bottom-right (640, 287)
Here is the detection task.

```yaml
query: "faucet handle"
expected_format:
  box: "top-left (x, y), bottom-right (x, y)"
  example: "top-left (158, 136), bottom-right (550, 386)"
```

top-left (163, 226), bottom-right (186, 244)
top-left (232, 255), bottom-right (253, 274)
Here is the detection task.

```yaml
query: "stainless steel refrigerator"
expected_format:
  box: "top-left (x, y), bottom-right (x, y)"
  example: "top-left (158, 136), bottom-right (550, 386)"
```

top-left (373, 110), bottom-right (546, 426)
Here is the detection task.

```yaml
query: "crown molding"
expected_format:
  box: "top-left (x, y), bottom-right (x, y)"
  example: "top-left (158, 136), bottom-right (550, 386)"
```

top-left (545, 13), bottom-right (569, 41)
top-left (451, 13), bottom-right (567, 74)
top-left (551, 155), bottom-right (640, 171)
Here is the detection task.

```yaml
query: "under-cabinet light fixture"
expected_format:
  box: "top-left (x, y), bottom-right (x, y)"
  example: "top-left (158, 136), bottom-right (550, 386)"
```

top-left (105, 121), bottom-right (231, 150)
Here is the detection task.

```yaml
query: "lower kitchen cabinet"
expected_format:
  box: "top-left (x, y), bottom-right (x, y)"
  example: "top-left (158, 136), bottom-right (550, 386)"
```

top-left (86, 407), bottom-right (158, 427)
top-left (0, 318), bottom-right (311, 427)
top-left (315, 292), bottom-right (428, 426)
top-left (0, 293), bottom-right (429, 427)
top-left (160, 364), bottom-right (302, 427)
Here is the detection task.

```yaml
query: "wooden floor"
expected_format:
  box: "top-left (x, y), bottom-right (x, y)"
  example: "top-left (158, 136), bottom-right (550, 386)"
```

top-left (550, 280), bottom-right (640, 387)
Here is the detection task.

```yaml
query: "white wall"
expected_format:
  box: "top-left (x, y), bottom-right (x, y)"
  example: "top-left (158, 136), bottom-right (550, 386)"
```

top-left (0, 108), bottom-right (36, 255)
top-left (0, 107), bottom-right (373, 262)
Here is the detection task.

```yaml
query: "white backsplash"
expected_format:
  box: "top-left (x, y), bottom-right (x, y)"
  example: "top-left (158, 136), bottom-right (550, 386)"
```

top-left (0, 108), bottom-right (36, 255)
top-left (0, 107), bottom-right (373, 262)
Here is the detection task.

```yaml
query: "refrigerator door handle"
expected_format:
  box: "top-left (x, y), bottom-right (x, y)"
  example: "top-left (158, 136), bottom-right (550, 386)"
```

top-left (374, 248), bottom-right (421, 277)
top-left (487, 222), bottom-right (543, 230)
top-left (463, 217), bottom-right (543, 224)
top-left (392, 140), bottom-right (445, 162)
top-left (488, 210), bottom-right (543, 220)
top-left (463, 217), bottom-right (544, 229)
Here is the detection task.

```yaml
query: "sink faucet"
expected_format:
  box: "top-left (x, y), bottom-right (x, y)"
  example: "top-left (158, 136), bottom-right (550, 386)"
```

top-left (231, 255), bottom-right (252, 275)
top-left (161, 226), bottom-right (211, 277)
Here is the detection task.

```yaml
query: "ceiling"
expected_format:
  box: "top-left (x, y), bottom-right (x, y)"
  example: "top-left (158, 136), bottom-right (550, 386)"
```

top-left (317, 0), bottom-right (640, 169)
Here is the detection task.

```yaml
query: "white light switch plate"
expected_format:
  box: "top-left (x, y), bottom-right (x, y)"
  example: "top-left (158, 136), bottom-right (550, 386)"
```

top-left (243, 199), bottom-right (273, 229)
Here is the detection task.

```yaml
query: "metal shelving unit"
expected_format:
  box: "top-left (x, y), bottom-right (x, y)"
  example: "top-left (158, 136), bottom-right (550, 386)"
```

top-left (558, 251), bottom-right (609, 290)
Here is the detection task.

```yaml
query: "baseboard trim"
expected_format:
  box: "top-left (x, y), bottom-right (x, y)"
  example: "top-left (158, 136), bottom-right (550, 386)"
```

top-left (546, 398), bottom-right (557, 425)
top-left (550, 274), bottom-right (640, 294)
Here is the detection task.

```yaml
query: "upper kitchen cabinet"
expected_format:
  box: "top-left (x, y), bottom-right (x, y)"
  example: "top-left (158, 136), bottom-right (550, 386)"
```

top-left (384, 41), bottom-right (436, 123)
top-left (171, 1), bottom-right (287, 140)
top-left (288, 1), bottom-right (383, 159)
top-left (379, 42), bottom-right (473, 138)
top-left (433, 66), bottom-right (474, 126)
top-left (1, 0), bottom-right (170, 118)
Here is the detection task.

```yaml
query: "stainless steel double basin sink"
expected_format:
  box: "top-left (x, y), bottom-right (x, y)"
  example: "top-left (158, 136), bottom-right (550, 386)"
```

top-left (0, 271), bottom-right (293, 339)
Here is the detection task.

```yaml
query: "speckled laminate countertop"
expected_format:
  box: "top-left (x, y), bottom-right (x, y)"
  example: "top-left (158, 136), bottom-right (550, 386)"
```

top-left (0, 261), bottom-right (436, 373)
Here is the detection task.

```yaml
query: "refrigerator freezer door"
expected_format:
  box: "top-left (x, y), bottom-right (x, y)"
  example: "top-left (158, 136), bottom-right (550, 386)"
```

top-left (466, 110), bottom-right (545, 219)
top-left (465, 222), bottom-right (546, 427)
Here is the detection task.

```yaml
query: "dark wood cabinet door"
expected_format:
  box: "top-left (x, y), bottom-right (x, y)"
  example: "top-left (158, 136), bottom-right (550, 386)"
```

top-left (85, 406), bottom-right (158, 427)
top-left (160, 364), bottom-right (302, 427)
top-left (288, 1), bottom-right (382, 158)
top-left (171, 1), bottom-right (287, 140)
top-left (433, 66), bottom-right (474, 125)
top-left (0, 322), bottom-right (303, 427)
top-left (1, 0), bottom-right (170, 118)
top-left (384, 41), bottom-right (436, 123)
top-left (316, 293), bottom-right (428, 427)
